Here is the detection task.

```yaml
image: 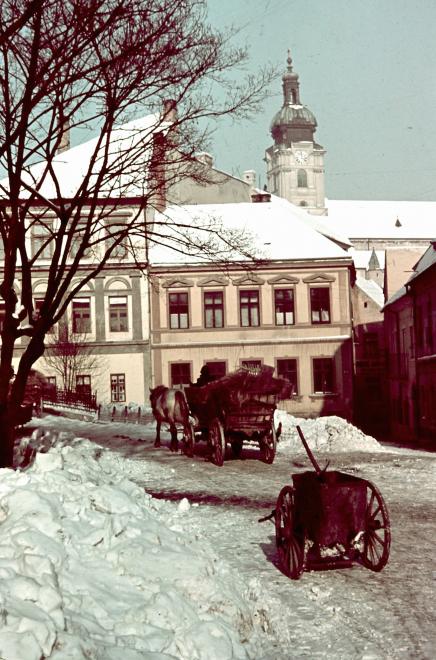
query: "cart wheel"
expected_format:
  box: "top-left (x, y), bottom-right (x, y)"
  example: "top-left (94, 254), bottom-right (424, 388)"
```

top-left (275, 486), bottom-right (306, 579)
top-left (231, 439), bottom-right (243, 458)
top-left (209, 418), bottom-right (225, 467)
top-left (261, 422), bottom-right (277, 464)
top-left (361, 481), bottom-right (391, 572)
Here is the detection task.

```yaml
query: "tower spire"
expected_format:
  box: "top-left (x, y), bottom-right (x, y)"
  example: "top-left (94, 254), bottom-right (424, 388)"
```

top-left (282, 49), bottom-right (300, 105)
top-left (265, 51), bottom-right (326, 214)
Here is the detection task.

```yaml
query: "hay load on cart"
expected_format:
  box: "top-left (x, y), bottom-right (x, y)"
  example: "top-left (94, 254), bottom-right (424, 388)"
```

top-left (185, 365), bottom-right (293, 466)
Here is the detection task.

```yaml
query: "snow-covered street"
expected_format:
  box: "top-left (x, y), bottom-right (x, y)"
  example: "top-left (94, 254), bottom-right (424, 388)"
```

top-left (1, 413), bottom-right (435, 659)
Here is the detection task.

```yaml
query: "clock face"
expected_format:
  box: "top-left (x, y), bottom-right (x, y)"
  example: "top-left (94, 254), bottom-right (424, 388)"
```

top-left (295, 150), bottom-right (308, 164)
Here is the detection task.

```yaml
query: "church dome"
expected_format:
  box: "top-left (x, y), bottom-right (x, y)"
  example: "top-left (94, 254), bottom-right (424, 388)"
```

top-left (270, 105), bottom-right (317, 131)
top-left (270, 52), bottom-right (318, 145)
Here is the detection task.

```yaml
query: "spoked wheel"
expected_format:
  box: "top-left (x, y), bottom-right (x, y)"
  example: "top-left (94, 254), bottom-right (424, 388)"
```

top-left (261, 422), bottom-right (277, 464)
top-left (209, 417), bottom-right (226, 467)
top-left (360, 481), bottom-right (391, 572)
top-left (275, 486), bottom-right (306, 579)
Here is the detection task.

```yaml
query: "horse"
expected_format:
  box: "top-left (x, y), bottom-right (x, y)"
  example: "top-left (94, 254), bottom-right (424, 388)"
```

top-left (149, 385), bottom-right (194, 455)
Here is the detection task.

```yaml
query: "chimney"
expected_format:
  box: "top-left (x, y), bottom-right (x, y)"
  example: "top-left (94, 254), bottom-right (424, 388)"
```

top-left (243, 170), bottom-right (256, 187)
top-left (58, 119), bottom-right (70, 153)
top-left (150, 132), bottom-right (166, 212)
top-left (162, 99), bottom-right (177, 123)
top-left (251, 190), bottom-right (271, 203)
top-left (196, 152), bottom-right (214, 168)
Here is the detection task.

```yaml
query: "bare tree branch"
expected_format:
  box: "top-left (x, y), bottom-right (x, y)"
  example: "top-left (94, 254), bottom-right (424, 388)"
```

top-left (0, 0), bottom-right (276, 466)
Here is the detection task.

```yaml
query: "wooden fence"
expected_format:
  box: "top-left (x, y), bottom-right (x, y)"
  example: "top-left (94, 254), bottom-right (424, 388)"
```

top-left (42, 388), bottom-right (98, 412)
top-left (97, 404), bottom-right (153, 425)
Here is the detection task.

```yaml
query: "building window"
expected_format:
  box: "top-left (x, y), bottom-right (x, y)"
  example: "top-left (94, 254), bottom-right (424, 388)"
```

top-left (299, 201), bottom-right (308, 207)
top-left (170, 363), bottom-right (191, 388)
top-left (310, 287), bottom-right (331, 324)
top-left (240, 289), bottom-right (260, 327)
top-left (34, 299), bottom-right (55, 334)
top-left (69, 220), bottom-right (91, 258)
top-left (169, 292), bottom-right (189, 329)
top-left (105, 218), bottom-right (128, 258)
top-left (241, 359), bottom-right (262, 372)
top-left (274, 289), bottom-right (294, 325)
top-left (32, 221), bottom-right (53, 259)
top-left (109, 296), bottom-right (128, 332)
top-left (297, 169), bottom-right (307, 188)
top-left (72, 298), bottom-right (91, 334)
top-left (76, 374), bottom-right (91, 396)
top-left (276, 359), bottom-right (298, 395)
top-left (111, 373), bottom-right (126, 402)
top-left (46, 376), bottom-right (57, 387)
top-left (204, 291), bottom-right (224, 328)
top-left (205, 361), bottom-right (226, 379)
top-left (313, 358), bottom-right (335, 393)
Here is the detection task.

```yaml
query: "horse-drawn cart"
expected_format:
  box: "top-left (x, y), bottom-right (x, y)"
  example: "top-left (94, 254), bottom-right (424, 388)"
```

top-left (185, 365), bottom-right (292, 466)
top-left (261, 425), bottom-right (391, 578)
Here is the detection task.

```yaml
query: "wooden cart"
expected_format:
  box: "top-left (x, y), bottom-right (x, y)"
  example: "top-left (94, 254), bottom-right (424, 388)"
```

top-left (185, 366), bottom-right (292, 466)
top-left (261, 425), bottom-right (391, 578)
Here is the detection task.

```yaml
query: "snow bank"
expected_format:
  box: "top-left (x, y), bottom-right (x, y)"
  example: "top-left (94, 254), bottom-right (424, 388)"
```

top-left (276, 412), bottom-right (382, 453)
top-left (0, 436), bottom-right (265, 659)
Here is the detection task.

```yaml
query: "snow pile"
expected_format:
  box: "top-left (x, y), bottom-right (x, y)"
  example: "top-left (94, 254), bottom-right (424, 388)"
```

top-left (0, 437), bottom-right (265, 659)
top-left (276, 413), bottom-right (382, 453)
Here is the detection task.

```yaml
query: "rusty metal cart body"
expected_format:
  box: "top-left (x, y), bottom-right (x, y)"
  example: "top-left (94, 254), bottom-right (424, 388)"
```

top-left (185, 366), bottom-right (292, 466)
top-left (271, 425), bottom-right (391, 578)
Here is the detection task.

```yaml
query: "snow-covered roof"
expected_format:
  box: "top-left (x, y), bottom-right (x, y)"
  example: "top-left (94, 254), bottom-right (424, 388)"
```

top-left (1, 113), bottom-right (164, 200)
top-left (150, 197), bottom-right (351, 266)
top-left (355, 277), bottom-right (385, 308)
top-left (407, 242), bottom-right (436, 282)
top-left (271, 195), bottom-right (352, 249)
top-left (326, 199), bottom-right (436, 240)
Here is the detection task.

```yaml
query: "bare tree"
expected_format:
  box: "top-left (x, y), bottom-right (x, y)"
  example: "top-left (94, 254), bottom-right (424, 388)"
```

top-left (43, 327), bottom-right (103, 394)
top-left (0, 0), bottom-right (274, 466)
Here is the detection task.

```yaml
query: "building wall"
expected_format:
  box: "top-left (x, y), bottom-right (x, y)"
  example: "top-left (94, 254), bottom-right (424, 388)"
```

top-left (168, 160), bottom-right (253, 205)
top-left (4, 203), bottom-right (152, 406)
top-left (352, 285), bottom-right (387, 433)
top-left (384, 292), bottom-right (416, 440)
top-left (384, 248), bottom-right (427, 301)
top-left (150, 260), bottom-right (354, 419)
top-left (408, 259), bottom-right (436, 438)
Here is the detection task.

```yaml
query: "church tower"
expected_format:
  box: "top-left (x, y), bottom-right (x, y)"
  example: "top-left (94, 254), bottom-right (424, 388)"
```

top-left (265, 52), bottom-right (326, 214)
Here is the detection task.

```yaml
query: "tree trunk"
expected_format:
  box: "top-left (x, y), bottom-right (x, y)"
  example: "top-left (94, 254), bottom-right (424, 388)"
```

top-left (0, 405), bottom-right (15, 468)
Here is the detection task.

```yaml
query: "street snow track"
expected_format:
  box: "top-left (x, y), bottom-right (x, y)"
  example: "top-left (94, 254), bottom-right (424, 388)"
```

top-left (26, 415), bottom-right (436, 659)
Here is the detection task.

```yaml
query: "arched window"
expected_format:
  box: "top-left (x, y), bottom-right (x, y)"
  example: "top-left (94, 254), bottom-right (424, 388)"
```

top-left (297, 169), bottom-right (307, 188)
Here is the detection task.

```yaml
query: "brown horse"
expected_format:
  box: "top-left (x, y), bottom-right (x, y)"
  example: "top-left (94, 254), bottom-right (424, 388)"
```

top-left (149, 385), bottom-right (194, 455)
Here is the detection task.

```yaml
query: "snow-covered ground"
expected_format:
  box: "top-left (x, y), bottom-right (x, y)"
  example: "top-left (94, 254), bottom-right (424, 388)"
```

top-left (1, 412), bottom-right (435, 659)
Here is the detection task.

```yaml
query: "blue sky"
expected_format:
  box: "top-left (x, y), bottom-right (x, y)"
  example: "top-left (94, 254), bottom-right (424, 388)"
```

top-left (207, 0), bottom-right (436, 201)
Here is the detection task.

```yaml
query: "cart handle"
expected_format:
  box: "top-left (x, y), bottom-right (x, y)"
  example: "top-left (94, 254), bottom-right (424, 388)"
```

top-left (258, 510), bottom-right (275, 523)
top-left (296, 425), bottom-right (323, 476)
